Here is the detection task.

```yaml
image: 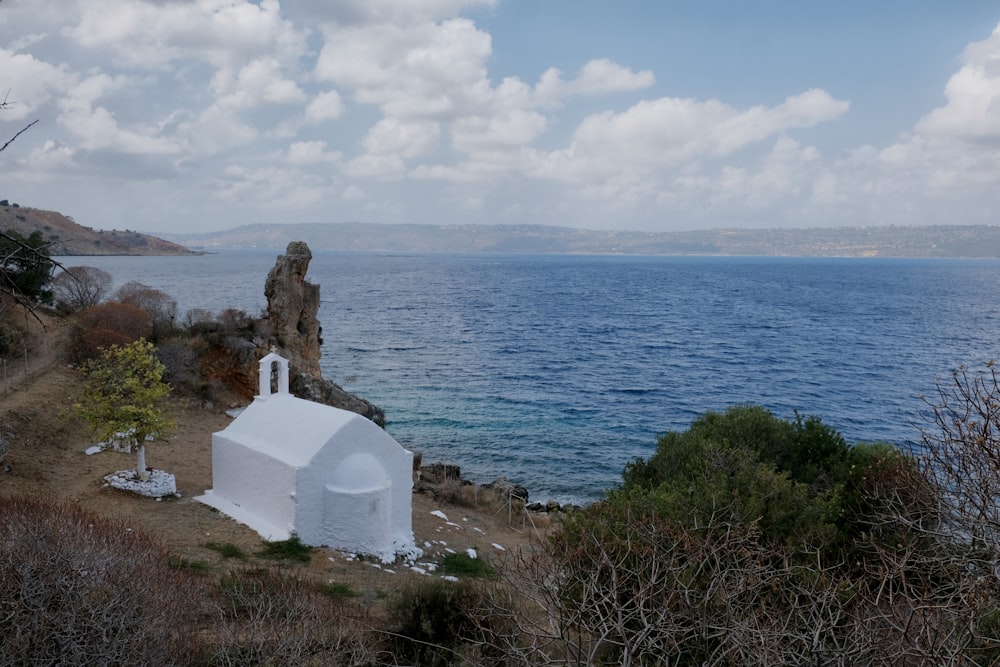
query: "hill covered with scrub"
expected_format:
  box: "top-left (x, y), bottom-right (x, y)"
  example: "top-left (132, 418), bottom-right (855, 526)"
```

top-left (0, 200), bottom-right (194, 255)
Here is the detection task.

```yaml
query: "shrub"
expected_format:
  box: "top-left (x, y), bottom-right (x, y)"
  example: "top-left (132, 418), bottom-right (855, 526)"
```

top-left (440, 551), bottom-right (493, 578)
top-left (0, 495), bottom-right (198, 666)
top-left (210, 567), bottom-right (371, 666)
top-left (114, 282), bottom-right (178, 340)
top-left (205, 541), bottom-right (249, 560)
top-left (0, 312), bottom-right (26, 356)
top-left (386, 579), bottom-right (487, 667)
top-left (257, 535), bottom-right (314, 563)
top-left (51, 265), bottom-right (112, 312)
top-left (69, 301), bottom-right (151, 362)
top-left (183, 307), bottom-right (218, 334)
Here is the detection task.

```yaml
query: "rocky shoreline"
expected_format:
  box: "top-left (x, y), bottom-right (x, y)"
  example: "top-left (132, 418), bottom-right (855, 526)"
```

top-left (415, 461), bottom-right (584, 514)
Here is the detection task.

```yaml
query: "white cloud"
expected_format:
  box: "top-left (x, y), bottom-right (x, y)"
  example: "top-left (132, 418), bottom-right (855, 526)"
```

top-left (285, 140), bottom-right (342, 165)
top-left (344, 153), bottom-right (407, 178)
top-left (451, 110), bottom-right (547, 152)
top-left (70, 0), bottom-right (305, 70)
top-left (284, 0), bottom-right (496, 25)
top-left (363, 118), bottom-right (441, 158)
top-left (211, 58), bottom-right (306, 110)
top-left (520, 89), bottom-right (848, 186)
top-left (304, 90), bottom-right (345, 124)
top-left (314, 19), bottom-right (493, 118)
top-left (4, 0), bottom-right (1000, 233)
top-left (0, 49), bottom-right (75, 120)
top-left (916, 24), bottom-right (1000, 142)
top-left (535, 59), bottom-right (655, 101)
top-left (56, 73), bottom-right (181, 155)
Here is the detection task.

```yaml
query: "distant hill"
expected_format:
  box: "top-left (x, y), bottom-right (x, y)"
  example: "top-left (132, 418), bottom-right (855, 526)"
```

top-left (0, 201), bottom-right (194, 256)
top-left (162, 221), bottom-right (1000, 258)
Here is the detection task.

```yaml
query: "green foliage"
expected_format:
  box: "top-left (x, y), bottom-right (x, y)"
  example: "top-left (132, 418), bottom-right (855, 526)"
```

top-left (73, 339), bottom-right (174, 451)
top-left (324, 581), bottom-right (360, 599)
top-left (440, 551), bottom-right (493, 578)
top-left (621, 406), bottom-right (850, 550)
top-left (257, 535), bottom-right (314, 563)
top-left (204, 541), bottom-right (248, 560)
top-left (386, 579), bottom-right (483, 667)
top-left (0, 229), bottom-right (54, 307)
top-left (523, 411), bottom-right (995, 664)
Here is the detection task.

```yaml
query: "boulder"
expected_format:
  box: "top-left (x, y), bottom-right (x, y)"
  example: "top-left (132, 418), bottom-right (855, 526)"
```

top-left (481, 476), bottom-right (529, 502)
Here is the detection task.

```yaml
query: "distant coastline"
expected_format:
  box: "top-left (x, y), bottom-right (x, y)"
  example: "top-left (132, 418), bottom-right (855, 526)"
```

top-left (5, 199), bottom-right (1000, 258)
top-left (161, 222), bottom-right (1000, 259)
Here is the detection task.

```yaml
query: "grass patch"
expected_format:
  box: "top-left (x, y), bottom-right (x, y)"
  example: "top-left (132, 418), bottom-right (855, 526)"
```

top-left (205, 541), bottom-right (249, 560)
top-left (440, 551), bottom-right (492, 578)
top-left (168, 554), bottom-right (213, 574)
top-left (324, 581), bottom-right (361, 598)
top-left (257, 535), bottom-right (314, 563)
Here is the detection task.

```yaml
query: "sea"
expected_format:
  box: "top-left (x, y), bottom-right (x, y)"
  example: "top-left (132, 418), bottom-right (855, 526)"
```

top-left (62, 250), bottom-right (1000, 505)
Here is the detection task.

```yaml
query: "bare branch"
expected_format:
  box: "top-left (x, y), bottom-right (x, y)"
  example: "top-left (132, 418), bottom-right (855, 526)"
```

top-left (0, 118), bottom-right (38, 153)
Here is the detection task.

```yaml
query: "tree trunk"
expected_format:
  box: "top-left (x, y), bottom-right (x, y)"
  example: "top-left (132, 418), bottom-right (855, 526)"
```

top-left (136, 443), bottom-right (148, 480)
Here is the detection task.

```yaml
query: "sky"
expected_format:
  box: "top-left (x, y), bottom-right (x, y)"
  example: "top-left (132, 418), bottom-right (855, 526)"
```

top-left (2, 1), bottom-right (1000, 236)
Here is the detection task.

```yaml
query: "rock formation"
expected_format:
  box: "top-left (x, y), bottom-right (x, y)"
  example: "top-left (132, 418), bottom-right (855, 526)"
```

top-left (264, 242), bottom-right (322, 377)
top-left (203, 241), bottom-right (384, 426)
top-left (262, 242), bottom-right (385, 427)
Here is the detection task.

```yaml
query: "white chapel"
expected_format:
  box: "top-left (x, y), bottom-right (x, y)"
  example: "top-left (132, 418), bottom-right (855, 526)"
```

top-left (198, 352), bottom-right (414, 560)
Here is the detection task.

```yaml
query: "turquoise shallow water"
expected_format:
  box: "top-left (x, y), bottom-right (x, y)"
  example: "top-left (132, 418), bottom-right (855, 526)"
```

top-left (70, 251), bottom-right (1000, 504)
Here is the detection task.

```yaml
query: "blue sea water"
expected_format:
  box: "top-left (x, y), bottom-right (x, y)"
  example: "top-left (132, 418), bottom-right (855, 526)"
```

top-left (68, 251), bottom-right (1000, 504)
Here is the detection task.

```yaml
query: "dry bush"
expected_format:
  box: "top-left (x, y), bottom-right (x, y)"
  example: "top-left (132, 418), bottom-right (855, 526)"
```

top-left (0, 495), bottom-right (199, 666)
top-left (475, 502), bottom-right (1000, 667)
top-left (156, 336), bottom-right (225, 402)
top-left (114, 281), bottom-right (178, 340)
top-left (183, 307), bottom-right (218, 334)
top-left (207, 566), bottom-right (379, 666)
top-left (69, 301), bottom-right (151, 362)
top-left (51, 265), bottom-right (112, 312)
top-left (0, 309), bottom-right (26, 355)
top-left (216, 308), bottom-right (254, 333)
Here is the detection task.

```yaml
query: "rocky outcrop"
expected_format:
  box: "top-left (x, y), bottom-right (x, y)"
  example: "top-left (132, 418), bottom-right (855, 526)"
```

top-left (261, 242), bottom-right (384, 426)
top-left (290, 372), bottom-right (385, 427)
top-left (264, 241), bottom-right (322, 378)
top-left (204, 241), bottom-right (384, 426)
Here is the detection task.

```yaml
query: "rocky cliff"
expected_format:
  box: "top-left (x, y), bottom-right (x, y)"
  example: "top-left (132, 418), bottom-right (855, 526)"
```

top-left (256, 242), bottom-right (384, 426)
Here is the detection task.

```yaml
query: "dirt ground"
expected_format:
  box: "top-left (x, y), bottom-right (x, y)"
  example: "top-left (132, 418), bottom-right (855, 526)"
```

top-left (0, 314), bottom-right (546, 593)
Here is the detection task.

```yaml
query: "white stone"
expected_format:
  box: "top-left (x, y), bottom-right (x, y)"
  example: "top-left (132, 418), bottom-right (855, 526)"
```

top-left (197, 353), bottom-right (414, 562)
top-left (104, 469), bottom-right (177, 498)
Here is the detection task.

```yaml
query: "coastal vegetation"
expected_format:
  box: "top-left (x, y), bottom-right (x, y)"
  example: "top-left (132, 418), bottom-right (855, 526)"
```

top-left (3, 263), bottom-right (1000, 664)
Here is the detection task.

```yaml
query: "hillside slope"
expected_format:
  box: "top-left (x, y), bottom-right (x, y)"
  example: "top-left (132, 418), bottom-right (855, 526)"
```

top-left (0, 201), bottom-right (194, 256)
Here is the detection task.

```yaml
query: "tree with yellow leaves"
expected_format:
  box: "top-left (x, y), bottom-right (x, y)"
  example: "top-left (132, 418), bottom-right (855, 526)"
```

top-left (74, 339), bottom-right (175, 481)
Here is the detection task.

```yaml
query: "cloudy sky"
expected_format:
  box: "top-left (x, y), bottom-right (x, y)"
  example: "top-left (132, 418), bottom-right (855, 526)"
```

top-left (1, 1), bottom-right (999, 235)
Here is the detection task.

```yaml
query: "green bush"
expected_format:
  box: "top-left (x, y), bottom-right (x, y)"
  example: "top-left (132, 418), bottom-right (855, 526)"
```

top-left (386, 579), bottom-right (485, 667)
top-left (204, 541), bottom-right (249, 560)
top-left (440, 551), bottom-right (493, 578)
top-left (257, 535), bottom-right (314, 563)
